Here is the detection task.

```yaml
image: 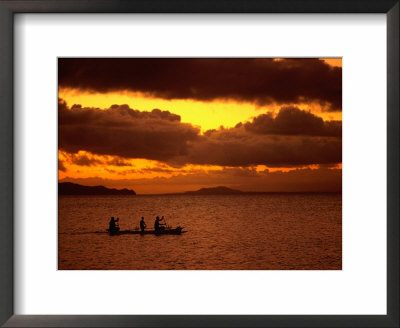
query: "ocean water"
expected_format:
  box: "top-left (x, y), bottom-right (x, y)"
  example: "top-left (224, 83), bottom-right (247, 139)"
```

top-left (58, 193), bottom-right (342, 270)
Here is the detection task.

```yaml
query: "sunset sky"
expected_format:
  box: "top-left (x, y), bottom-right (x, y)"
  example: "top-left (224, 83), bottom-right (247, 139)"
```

top-left (58, 58), bottom-right (342, 194)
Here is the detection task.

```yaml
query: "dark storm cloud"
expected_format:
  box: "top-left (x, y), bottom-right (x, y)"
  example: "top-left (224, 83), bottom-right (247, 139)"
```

top-left (69, 153), bottom-right (103, 166)
top-left (62, 152), bottom-right (132, 167)
top-left (106, 158), bottom-right (132, 167)
top-left (59, 101), bottom-right (342, 167)
top-left (173, 106), bottom-right (342, 167)
top-left (58, 58), bottom-right (342, 111)
top-left (171, 129), bottom-right (342, 167)
top-left (242, 106), bottom-right (341, 137)
top-left (58, 100), bottom-right (200, 161)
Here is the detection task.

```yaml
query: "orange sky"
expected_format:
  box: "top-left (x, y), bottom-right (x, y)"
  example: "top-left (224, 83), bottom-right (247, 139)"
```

top-left (58, 58), bottom-right (342, 194)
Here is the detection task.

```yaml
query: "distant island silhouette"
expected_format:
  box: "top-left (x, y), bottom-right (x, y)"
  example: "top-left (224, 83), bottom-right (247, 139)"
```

top-left (183, 186), bottom-right (243, 195)
top-left (59, 182), bottom-right (136, 195)
top-left (58, 182), bottom-right (340, 196)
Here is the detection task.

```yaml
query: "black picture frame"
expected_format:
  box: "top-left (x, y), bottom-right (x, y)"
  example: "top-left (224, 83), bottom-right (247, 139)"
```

top-left (0, 1), bottom-right (398, 327)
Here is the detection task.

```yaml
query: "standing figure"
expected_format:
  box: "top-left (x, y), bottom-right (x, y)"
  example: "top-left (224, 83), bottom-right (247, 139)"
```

top-left (140, 217), bottom-right (146, 232)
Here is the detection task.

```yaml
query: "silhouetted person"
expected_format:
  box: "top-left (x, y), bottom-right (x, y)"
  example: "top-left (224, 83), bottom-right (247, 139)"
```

top-left (109, 216), bottom-right (116, 230)
top-left (154, 216), bottom-right (165, 231)
top-left (109, 216), bottom-right (119, 233)
top-left (140, 217), bottom-right (146, 232)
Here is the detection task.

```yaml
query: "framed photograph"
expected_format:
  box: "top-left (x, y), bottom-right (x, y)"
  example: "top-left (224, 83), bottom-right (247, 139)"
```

top-left (57, 57), bottom-right (343, 271)
top-left (0, 0), bottom-right (398, 327)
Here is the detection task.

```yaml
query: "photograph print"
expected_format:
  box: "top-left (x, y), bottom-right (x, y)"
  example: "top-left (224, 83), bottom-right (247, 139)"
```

top-left (58, 58), bottom-right (342, 270)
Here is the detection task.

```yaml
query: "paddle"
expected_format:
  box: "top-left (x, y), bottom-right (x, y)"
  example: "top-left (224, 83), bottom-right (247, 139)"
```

top-left (162, 216), bottom-right (170, 230)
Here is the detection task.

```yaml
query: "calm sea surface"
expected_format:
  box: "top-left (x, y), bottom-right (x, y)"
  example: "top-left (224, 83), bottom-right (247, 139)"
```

top-left (58, 193), bottom-right (342, 270)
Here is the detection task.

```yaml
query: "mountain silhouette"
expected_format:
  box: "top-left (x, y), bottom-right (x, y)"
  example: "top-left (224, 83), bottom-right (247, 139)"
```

top-left (184, 186), bottom-right (243, 195)
top-left (59, 182), bottom-right (136, 195)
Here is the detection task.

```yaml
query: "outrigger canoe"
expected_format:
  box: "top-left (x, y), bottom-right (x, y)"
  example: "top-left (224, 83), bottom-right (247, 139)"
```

top-left (108, 226), bottom-right (185, 236)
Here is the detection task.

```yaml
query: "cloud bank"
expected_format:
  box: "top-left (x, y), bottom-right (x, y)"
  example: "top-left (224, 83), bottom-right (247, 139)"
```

top-left (59, 58), bottom-right (342, 111)
top-left (59, 100), bottom-right (200, 161)
top-left (59, 100), bottom-right (342, 167)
